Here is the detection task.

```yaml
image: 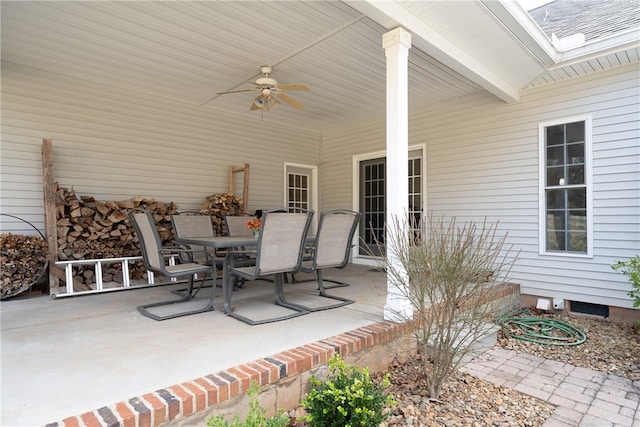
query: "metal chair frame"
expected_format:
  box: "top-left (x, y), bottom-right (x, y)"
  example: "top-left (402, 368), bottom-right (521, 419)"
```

top-left (224, 214), bottom-right (253, 237)
top-left (171, 211), bottom-right (225, 298)
top-left (129, 209), bottom-right (217, 321)
top-left (223, 214), bottom-right (256, 289)
top-left (222, 208), bottom-right (313, 325)
top-left (297, 209), bottom-right (360, 311)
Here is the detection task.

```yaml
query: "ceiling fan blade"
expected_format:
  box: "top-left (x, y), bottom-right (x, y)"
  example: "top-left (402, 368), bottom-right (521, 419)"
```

top-left (278, 84), bottom-right (310, 92)
top-left (277, 93), bottom-right (304, 110)
top-left (218, 88), bottom-right (256, 95)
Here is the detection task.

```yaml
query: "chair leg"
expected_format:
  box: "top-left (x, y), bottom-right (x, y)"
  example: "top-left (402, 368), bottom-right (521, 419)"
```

top-left (274, 273), bottom-right (309, 311)
top-left (137, 274), bottom-right (217, 321)
top-left (223, 272), bottom-right (309, 326)
top-left (170, 273), bottom-right (213, 298)
top-left (318, 277), bottom-right (350, 289)
top-left (286, 270), bottom-right (347, 289)
top-left (171, 270), bottom-right (224, 298)
top-left (316, 270), bottom-right (350, 299)
top-left (291, 269), bottom-right (355, 312)
top-left (222, 263), bottom-right (235, 317)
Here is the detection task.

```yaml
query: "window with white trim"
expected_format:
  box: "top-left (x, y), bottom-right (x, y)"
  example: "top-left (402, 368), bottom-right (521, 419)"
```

top-left (540, 117), bottom-right (592, 255)
top-left (287, 171), bottom-right (310, 212)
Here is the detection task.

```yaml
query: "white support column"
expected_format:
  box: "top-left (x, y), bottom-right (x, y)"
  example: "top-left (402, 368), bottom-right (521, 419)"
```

top-left (382, 27), bottom-right (413, 322)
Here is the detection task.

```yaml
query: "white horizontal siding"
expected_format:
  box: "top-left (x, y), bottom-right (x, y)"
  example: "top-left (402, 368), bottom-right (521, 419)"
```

top-left (0, 62), bottom-right (321, 234)
top-left (323, 63), bottom-right (639, 309)
top-left (321, 118), bottom-right (385, 211)
top-left (2, 58), bottom-right (638, 309)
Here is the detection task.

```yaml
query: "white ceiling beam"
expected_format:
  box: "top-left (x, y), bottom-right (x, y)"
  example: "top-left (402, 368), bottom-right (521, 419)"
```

top-left (346, 0), bottom-right (521, 103)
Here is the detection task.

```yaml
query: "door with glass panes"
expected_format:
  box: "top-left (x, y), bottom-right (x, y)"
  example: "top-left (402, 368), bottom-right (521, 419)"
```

top-left (358, 154), bottom-right (422, 257)
top-left (285, 164), bottom-right (316, 217)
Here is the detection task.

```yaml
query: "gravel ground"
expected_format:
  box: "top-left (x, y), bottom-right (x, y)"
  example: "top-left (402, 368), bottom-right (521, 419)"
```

top-left (497, 310), bottom-right (640, 380)
top-left (377, 353), bottom-right (556, 427)
top-left (291, 310), bottom-right (640, 426)
top-left (377, 311), bottom-right (640, 426)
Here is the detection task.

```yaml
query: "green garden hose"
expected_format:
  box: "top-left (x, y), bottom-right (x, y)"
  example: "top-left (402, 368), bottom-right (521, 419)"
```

top-left (497, 310), bottom-right (587, 346)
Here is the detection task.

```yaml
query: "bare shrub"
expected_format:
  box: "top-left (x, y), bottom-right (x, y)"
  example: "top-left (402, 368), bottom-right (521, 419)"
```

top-left (380, 213), bottom-right (518, 398)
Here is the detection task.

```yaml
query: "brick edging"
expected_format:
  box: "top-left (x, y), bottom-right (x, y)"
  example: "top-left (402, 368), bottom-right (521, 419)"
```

top-left (45, 321), bottom-right (410, 427)
top-left (46, 283), bottom-right (519, 427)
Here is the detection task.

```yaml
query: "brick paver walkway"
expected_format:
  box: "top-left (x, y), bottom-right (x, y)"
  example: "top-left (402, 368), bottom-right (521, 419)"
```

top-left (461, 347), bottom-right (640, 427)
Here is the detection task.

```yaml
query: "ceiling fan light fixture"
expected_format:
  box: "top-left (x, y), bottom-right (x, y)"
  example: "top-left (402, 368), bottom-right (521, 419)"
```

top-left (253, 97), bottom-right (266, 109)
top-left (216, 65), bottom-right (307, 113)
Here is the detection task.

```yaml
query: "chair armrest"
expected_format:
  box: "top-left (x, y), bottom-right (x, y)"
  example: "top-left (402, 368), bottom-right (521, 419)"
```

top-left (160, 247), bottom-right (213, 264)
top-left (167, 244), bottom-right (193, 264)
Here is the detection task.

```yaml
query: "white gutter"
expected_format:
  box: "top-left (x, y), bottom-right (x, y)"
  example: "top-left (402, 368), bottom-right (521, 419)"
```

top-left (481, 0), bottom-right (559, 66)
top-left (551, 27), bottom-right (640, 68)
top-left (487, 0), bottom-right (640, 70)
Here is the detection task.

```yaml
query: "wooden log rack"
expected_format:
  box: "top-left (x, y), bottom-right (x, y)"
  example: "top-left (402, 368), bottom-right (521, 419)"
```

top-left (229, 163), bottom-right (250, 213)
top-left (38, 140), bottom-right (252, 296)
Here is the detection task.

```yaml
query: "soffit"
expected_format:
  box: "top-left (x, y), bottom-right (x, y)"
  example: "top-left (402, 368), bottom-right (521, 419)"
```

top-left (0, 1), bottom-right (500, 133)
top-left (398, 0), bottom-right (547, 88)
top-left (2, 1), bottom-right (636, 133)
top-left (1, 1), bottom-right (481, 130)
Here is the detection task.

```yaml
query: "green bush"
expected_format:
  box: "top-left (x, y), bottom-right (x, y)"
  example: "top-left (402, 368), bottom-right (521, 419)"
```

top-left (612, 255), bottom-right (640, 309)
top-left (207, 381), bottom-right (289, 427)
top-left (301, 354), bottom-right (396, 427)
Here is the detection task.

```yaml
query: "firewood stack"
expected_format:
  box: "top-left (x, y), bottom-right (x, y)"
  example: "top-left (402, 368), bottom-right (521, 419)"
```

top-left (200, 192), bottom-right (245, 235)
top-left (4, 186), bottom-right (246, 292)
top-left (0, 233), bottom-right (48, 299)
top-left (55, 183), bottom-right (178, 284)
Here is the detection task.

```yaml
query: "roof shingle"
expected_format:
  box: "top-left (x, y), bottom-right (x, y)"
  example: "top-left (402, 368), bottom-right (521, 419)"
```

top-left (528, 0), bottom-right (640, 42)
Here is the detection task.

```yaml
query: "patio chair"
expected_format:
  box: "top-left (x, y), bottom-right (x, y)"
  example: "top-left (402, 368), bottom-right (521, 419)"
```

top-left (226, 213), bottom-right (300, 286)
top-left (222, 208), bottom-right (314, 325)
top-left (129, 209), bottom-right (217, 321)
top-left (223, 214), bottom-right (255, 289)
top-left (296, 209), bottom-right (360, 311)
top-left (224, 214), bottom-right (253, 237)
top-left (171, 211), bottom-right (225, 297)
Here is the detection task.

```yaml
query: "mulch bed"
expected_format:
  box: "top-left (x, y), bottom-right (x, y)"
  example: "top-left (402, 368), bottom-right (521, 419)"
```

top-left (288, 312), bottom-right (639, 426)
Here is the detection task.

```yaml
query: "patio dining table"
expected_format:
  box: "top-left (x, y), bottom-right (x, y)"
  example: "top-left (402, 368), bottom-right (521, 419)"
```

top-left (176, 235), bottom-right (258, 314)
top-left (176, 235), bottom-right (258, 251)
top-left (175, 235), bottom-right (314, 317)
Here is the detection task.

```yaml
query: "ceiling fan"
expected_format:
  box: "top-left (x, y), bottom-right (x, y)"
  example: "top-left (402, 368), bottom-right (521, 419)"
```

top-left (216, 66), bottom-right (309, 111)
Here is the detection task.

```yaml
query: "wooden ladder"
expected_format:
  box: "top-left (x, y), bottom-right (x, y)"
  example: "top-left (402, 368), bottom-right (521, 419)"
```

top-left (229, 163), bottom-right (250, 213)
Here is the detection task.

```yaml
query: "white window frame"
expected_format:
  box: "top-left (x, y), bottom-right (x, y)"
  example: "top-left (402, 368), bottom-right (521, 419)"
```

top-left (538, 115), bottom-right (593, 258)
top-left (352, 144), bottom-right (426, 265)
top-left (283, 162), bottom-right (318, 230)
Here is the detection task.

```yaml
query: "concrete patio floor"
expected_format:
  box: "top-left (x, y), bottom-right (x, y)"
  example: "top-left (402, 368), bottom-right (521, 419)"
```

top-left (1, 264), bottom-right (388, 427)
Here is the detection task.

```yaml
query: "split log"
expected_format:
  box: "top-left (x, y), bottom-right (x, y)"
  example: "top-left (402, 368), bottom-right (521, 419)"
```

top-left (52, 183), bottom-right (179, 285)
top-left (1, 233), bottom-right (49, 299)
top-left (29, 185), bottom-right (244, 290)
top-left (200, 192), bottom-right (244, 236)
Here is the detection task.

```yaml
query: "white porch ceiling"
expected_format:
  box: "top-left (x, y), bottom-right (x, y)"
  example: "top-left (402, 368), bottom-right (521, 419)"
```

top-left (2, 1), bottom-right (637, 133)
